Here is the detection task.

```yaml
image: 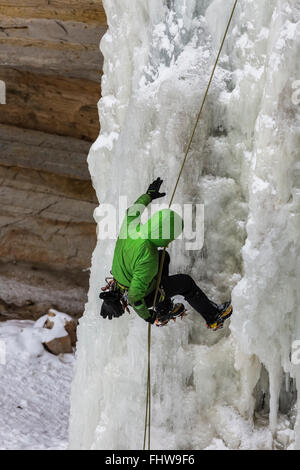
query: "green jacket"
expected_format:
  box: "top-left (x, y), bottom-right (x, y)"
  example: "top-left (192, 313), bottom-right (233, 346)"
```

top-left (111, 193), bottom-right (183, 321)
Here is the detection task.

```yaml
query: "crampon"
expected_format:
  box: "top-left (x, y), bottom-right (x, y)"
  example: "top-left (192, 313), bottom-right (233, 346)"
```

top-left (206, 302), bottom-right (233, 331)
top-left (155, 303), bottom-right (187, 327)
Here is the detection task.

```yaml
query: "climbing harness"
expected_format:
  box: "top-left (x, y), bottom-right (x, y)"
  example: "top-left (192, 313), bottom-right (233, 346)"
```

top-left (143, 0), bottom-right (239, 450)
top-left (100, 277), bottom-right (130, 318)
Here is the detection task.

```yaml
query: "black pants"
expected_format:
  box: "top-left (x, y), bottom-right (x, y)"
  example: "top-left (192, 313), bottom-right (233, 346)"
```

top-left (144, 250), bottom-right (219, 324)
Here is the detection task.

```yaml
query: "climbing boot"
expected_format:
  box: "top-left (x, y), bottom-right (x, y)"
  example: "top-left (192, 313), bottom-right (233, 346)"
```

top-left (206, 302), bottom-right (233, 331)
top-left (185, 289), bottom-right (220, 325)
top-left (155, 300), bottom-right (187, 327)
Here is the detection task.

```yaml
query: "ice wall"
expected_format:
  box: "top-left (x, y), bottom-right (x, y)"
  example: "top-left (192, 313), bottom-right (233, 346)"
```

top-left (69, 0), bottom-right (300, 450)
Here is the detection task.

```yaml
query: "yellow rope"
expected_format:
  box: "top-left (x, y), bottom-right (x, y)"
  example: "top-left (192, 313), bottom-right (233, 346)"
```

top-left (143, 0), bottom-right (238, 450)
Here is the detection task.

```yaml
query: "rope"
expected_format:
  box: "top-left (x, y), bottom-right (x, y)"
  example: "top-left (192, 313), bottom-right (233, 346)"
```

top-left (142, 0), bottom-right (238, 450)
top-left (143, 324), bottom-right (151, 450)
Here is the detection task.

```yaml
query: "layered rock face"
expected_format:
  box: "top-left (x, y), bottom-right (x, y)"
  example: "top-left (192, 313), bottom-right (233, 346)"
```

top-left (0, 1), bottom-right (107, 318)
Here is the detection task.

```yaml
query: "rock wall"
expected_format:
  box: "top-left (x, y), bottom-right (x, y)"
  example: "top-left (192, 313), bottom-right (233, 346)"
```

top-left (0, 1), bottom-right (107, 317)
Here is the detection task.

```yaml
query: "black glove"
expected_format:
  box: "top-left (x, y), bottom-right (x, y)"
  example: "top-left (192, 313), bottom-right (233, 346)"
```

top-left (146, 177), bottom-right (166, 201)
top-left (99, 291), bottom-right (125, 320)
top-left (145, 309), bottom-right (156, 324)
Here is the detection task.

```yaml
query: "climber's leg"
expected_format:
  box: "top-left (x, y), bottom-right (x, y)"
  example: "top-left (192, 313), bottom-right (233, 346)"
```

top-left (161, 274), bottom-right (218, 324)
top-left (144, 252), bottom-right (232, 328)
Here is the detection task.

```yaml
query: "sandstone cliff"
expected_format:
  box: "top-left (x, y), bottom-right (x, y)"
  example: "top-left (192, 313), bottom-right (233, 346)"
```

top-left (0, 1), bottom-right (107, 318)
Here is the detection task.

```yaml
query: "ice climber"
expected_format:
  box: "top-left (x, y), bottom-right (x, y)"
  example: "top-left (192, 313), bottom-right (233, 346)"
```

top-left (100, 178), bottom-right (232, 330)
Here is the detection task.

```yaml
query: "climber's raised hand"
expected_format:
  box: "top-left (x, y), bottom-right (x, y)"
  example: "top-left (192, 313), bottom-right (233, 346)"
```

top-left (146, 177), bottom-right (166, 200)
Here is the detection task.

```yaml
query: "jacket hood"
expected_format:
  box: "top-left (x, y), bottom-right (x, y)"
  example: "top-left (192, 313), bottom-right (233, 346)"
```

top-left (140, 209), bottom-right (184, 247)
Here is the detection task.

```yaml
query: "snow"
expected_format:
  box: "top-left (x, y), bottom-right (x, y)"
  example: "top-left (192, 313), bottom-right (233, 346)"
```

top-left (34, 309), bottom-right (73, 343)
top-left (0, 318), bottom-right (74, 450)
top-left (69, 0), bottom-right (300, 450)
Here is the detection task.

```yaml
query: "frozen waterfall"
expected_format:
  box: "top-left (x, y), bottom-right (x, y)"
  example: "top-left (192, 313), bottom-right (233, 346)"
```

top-left (69, 0), bottom-right (300, 450)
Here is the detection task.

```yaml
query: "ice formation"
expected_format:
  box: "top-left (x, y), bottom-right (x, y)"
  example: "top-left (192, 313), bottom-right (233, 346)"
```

top-left (69, 0), bottom-right (300, 450)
